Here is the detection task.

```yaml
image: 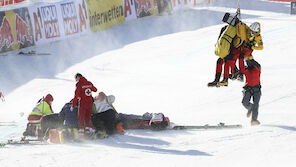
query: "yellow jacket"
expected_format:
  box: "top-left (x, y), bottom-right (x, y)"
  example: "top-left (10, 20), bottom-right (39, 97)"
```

top-left (30, 101), bottom-right (53, 116)
top-left (248, 35), bottom-right (263, 50)
top-left (245, 22), bottom-right (263, 50)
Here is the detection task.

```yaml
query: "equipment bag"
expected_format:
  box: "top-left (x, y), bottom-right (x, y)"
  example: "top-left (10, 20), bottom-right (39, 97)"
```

top-left (233, 21), bottom-right (248, 48)
top-left (215, 25), bottom-right (237, 58)
top-left (49, 128), bottom-right (64, 144)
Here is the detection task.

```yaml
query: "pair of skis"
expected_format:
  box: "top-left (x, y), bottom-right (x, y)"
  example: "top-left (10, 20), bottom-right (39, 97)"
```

top-left (1, 123), bottom-right (242, 146)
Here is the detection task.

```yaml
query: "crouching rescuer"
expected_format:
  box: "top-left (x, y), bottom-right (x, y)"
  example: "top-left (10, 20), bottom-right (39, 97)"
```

top-left (23, 94), bottom-right (54, 138)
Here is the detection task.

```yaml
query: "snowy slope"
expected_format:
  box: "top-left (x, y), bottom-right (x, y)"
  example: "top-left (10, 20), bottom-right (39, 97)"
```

top-left (1, 0), bottom-right (296, 166)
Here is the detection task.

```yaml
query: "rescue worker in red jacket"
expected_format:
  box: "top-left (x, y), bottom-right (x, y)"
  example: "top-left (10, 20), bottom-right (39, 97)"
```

top-left (72, 73), bottom-right (97, 135)
top-left (242, 59), bottom-right (261, 125)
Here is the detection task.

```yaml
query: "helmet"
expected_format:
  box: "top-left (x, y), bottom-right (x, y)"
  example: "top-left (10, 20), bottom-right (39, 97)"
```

top-left (44, 94), bottom-right (54, 104)
top-left (250, 22), bottom-right (260, 34)
top-left (106, 95), bottom-right (115, 104)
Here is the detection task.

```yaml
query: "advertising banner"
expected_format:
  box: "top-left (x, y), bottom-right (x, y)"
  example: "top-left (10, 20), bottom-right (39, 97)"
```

top-left (171, 0), bottom-right (194, 10)
top-left (0, 0), bottom-right (25, 7)
top-left (74, 0), bottom-right (90, 34)
top-left (156, 0), bottom-right (173, 14)
top-left (123, 0), bottom-right (137, 21)
top-left (86, 0), bottom-right (125, 32)
top-left (28, 0), bottom-right (90, 45)
top-left (28, 3), bottom-right (62, 44)
top-left (135, 0), bottom-right (158, 18)
top-left (0, 7), bottom-right (34, 53)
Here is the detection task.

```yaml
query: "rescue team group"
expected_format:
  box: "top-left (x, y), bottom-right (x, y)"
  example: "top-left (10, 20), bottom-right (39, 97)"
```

top-left (21, 73), bottom-right (170, 141)
top-left (0, 11), bottom-right (263, 142)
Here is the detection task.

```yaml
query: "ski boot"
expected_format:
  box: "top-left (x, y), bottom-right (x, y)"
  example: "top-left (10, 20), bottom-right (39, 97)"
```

top-left (251, 120), bottom-right (260, 126)
top-left (247, 110), bottom-right (252, 118)
top-left (91, 130), bottom-right (108, 139)
top-left (208, 81), bottom-right (219, 87)
top-left (246, 103), bottom-right (253, 118)
top-left (208, 73), bottom-right (221, 87)
top-left (218, 78), bottom-right (228, 87)
top-left (116, 122), bottom-right (124, 135)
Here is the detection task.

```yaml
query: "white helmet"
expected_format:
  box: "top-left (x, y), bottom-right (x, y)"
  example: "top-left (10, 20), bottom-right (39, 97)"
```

top-left (250, 22), bottom-right (260, 34)
top-left (106, 95), bottom-right (115, 104)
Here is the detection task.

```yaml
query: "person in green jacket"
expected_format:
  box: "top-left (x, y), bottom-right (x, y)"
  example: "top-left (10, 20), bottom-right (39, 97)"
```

top-left (23, 94), bottom-right (54, 137)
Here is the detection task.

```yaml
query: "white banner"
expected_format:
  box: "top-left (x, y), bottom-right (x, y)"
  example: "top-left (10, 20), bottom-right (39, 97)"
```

top-left (28, 2), bottom-right (62, 44)
top-left (74, 0), bottom-right (90, 34)
top-left (28, 0), bottom-right (90, 45)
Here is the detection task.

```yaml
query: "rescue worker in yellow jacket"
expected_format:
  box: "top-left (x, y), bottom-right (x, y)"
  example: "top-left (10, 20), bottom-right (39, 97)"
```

top-left (217, 22), bottom-right (263, 86)
top-left (23, 94), bottom-right (54, 137)
top-left (235, 22), bottom-right (263, 81)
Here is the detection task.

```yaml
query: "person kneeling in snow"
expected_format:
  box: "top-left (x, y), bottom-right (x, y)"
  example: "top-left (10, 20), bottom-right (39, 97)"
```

top-left (91, 92), bottom-right (120, 138)
top-left (59, 99), bottom-right (80, 140)
top-left (23, 94), bottom-right (54, 137)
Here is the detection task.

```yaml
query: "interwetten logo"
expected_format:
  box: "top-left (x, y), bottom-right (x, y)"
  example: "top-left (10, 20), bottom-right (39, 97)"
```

top-left (89, 5), bottom-right (124, 27)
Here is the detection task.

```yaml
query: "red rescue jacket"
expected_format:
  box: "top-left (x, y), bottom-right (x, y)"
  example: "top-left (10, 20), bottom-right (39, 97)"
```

top-left (245, 63), bottom-right (261, 87)
top-left (72, 77), bottom-right (97, 108)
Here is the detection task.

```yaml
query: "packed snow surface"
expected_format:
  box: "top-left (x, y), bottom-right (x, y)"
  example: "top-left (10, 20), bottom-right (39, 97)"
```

top-left (0, 0), bottom-right (296, 166)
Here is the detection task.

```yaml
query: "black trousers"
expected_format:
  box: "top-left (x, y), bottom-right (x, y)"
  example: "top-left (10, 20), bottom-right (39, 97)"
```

top-left (91, 109), bottom-right (118, 135)
top-left (242, 86), bottom-right (261, 121)
top-left (41, 113), bottom-right (64, 136)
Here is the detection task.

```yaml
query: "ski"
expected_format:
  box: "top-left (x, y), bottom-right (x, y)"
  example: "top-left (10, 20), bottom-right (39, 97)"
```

top-left (0, 137), bottom-right (46, 146)
top-left (172, 123), bottom-right (242, 130)
top-left (0, 121), bottom-right (16, 126)
top-left (18, 51), bottom-right (51, 56)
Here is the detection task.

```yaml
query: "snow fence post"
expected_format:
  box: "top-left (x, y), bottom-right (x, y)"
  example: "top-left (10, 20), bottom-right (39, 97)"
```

top-left (291, 2), bottom-right (296, 15)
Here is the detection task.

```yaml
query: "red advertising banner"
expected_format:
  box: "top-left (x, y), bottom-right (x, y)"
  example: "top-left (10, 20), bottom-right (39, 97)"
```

top-left (0, 8), bottom-right (34, 53)
top-left (0, 0), bottom-right (26, 7)
top-left (135, 0), bottom-right (158, 18)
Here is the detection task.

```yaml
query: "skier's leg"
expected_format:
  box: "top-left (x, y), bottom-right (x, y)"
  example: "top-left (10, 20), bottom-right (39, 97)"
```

top-left (208, 58), bottom-right (223, 86)
top-left (218, 60), bottom-right (230, 86)
top-left (102, 110), bottom-right (117, 135)
top-left (251, 89), bottom-right (261, 121)
top-left (85, 104), bottom-right (93, 128)
top-left (216, 58), bottom-right (224, 79)
top-left (78, 105), bottom-right (86, 132)
top-left (242, 90), bottom-right (253, 116)
top-left (91, 113), bottom-right (105, 132)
